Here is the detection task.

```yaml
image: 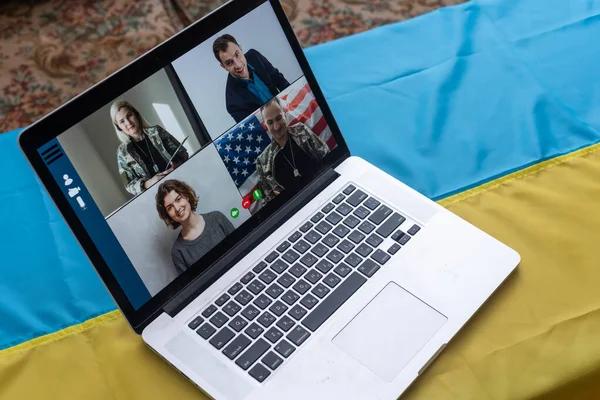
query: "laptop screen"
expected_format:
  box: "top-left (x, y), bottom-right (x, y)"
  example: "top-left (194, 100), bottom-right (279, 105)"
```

top-left (35, 0), bottom-right (339, 311)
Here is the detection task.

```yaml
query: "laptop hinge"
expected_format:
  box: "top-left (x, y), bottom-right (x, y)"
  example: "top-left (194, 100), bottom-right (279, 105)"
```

top-left (162, 167), bottom-right (341, 317)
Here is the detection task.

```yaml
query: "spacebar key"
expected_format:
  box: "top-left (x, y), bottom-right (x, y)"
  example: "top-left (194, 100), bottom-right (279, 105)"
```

top-left (302, 272), bottom-right (367, 332)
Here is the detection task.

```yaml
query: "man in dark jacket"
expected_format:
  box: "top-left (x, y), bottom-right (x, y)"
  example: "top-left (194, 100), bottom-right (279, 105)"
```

top-left (213, 34), bottom-right (290, 123)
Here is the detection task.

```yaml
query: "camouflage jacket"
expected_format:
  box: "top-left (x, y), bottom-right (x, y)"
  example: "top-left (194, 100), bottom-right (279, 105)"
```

top-left (117, 125), bottom-right (188, 196)
top-left (256, 123), bottom-right (330, 202)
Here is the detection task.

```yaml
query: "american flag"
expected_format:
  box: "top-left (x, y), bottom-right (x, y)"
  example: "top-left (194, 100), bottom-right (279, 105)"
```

top-left (214, 113), bottom-right (271, 199)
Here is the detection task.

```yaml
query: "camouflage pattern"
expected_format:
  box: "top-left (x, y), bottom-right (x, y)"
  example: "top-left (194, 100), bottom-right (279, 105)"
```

top-left (117, 125), bottom-right (188, 195)
top-left (256, 123), bottom-right (330, 202)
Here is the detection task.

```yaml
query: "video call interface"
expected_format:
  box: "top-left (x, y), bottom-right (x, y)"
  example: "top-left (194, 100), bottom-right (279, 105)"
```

top-left (52, 2), bottom-right (338, 301)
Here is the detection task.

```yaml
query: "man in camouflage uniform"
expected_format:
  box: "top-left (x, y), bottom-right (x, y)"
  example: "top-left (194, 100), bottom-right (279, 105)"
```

top-left (256, 97), bottom-right (330, 203)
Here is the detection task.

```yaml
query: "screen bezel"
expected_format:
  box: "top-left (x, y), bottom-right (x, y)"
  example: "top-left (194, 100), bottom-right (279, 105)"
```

top-left (19, 0), bottom-right (350, 332)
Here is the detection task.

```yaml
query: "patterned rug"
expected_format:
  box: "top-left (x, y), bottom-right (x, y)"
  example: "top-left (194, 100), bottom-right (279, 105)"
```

top-left (0, 0), bottom-right (465, 133)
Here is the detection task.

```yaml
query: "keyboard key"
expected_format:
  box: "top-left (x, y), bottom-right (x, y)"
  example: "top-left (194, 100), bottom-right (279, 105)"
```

top-left (326, 249), bottom-right (345, 264)
top-left (228, 315), bottom-right (248, 332)
top-left (265, 251), bottom-right (278, 263)
top-left (282, 249), bottom-right (300, 264)
top-left (276, 315), bottom-right (295, 332)
top-left (388, 243), bottom-right (401, 255)
top-left (264, 327), bottom-right (284, 343)
top-left (336, 203), bottom-right (353, 216)
top-left (358, 221), bottom-right (376, 234)
top-left (262, 352), bottom-right (284, 370)
top-left (358, 259), bottom-right (380, 277)
top-left (249, 364), bottom-right (271, 382)
top-left (300, 293), bottom-right (319, 310)
top-left (234, 290), bottom-right (253, 306)
top-left (399, 234), bottom-right (411, 245)
top-left (240, 272), bottom-right (255, 285)
top-left (300, 253), bottom-right (318, 267)
top-left (391, 230), bottom-right (404, 241)
top-left (315, 221), bottom-right (333, 234)
top-left (371, 249), bottom-right (391, 265)
top-left (315, 259), bottom-right (333, 274)
top-left (222, 334), bottom-right (251, 360)
top-left (343, 184), bottom-right (356, 195)
top-left (257, 312), bottom-right (276, 328)
top-left (322, 234), bottom-right (340, 248)
top-left (356, 243), bottom-right (373, 257)
top-left (368, 205), bottom-right (393, 225)
top-left (281, 290), bottom-right (300, 305)
top-left (344, 253), bottom-right (363, 267)
top-left (277, 241), bottom-right (291, 252)
top-left (312, 283), bottom-right (330, 299)
top-left (266, 283), bottom-right (284, 299)
top-left (287, 326), bottom-right (311, 346)
top-left (244, 323), bottom-right (264, 339)
top-left (288, 264), bottom-right (307, 278)
top-left (215, 293), bottom-right (230, 307)
top-left (292, 279), bottom-right (311, 295)
top-left (302, 272), bottom-right (367, 332)
top-left (277, 272), bottom-right (296, 288)
top-left (363, 197), bottom-right (381, 210)
top-left (223, 301), bottom-right (242, 316)
top-left (332, 224), bottom-right (351, 238)
top-left (325, 212), bottom-right (343, 225)
top-left (334, 263), bottom-right (352, 277)
top-left (241, 305), bottom-right (261, 321)
top-left (202, 305), bottom-right (217, 318)
top-left (304, 230), bottom-right (322, 244)
top-left (323, 273), bottom-right (341, 288)
top-left (228, 282), bottom-right (243, 295)
top-left (259, 269), bottom-right (277, 284)
top-left (209, 311), bottom-right (228, 328)
top-left (343, 215), bottom-right (360, 229)
top-left (376, 212), bottom-right (406, 238)
top-left (348, 230), bottom-right (366, 244)
top-left (332, 193), bottom-right (345, 204)
top-left (289, 304), bottom-right (308, 321)
top-left (311, 243), bottom-right (329, 257)
top-left (346, 189), bottom-right (368, 206)
top-left (247, 280), bottom-right (266, 295)
top-left (408, 224), bottom-right (421, 235)
top-left (293, 239), bottom-right (310, 254)
top-left (188, 316), bottom-right (204, 330)
top-left (304, 269), bottom-right (323, 284)
top-left (236, 338), bottom-right (270, 370)
top-left (269, 300), bottom-right (288, 316)
top-left (366, 234), bottom-right (383, 247)
top-left (275, 339), bottom-right (296, 358)
top-left (321, 203), bottom-right (335, 213)
top-left (270, 259), bottom-right (289, 274)
top-left (209, 327), bottom-right (235, 350)
top-left (252, 261), bottom-right (268, 273)
top-left (254, 294), bottom-right (273, 309)
top-left (196, 323), bottom-right (216, 339)
top-left (353, 206), bottom-right (370, 219)
top-left (288, 231), bottom-right (302, 242)
top-left (311, 212), bottom-right (324, 223)
top-left (336, 239), bottom-right (355, 254)
top-left (299, 221), bottom-right (313, 233)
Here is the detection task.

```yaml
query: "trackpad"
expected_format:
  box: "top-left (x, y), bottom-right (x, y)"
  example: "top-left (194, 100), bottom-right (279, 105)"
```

top-left (332, 282), bottom-right (447, 382)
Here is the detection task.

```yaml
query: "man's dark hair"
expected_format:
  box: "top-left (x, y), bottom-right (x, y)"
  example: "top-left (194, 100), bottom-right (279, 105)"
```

top-left (213, 34), bottom-right (240, 64)
top-left (260, 96), bottom-right (282, 114)
top-left (155, 179), bottom-right (199, 229)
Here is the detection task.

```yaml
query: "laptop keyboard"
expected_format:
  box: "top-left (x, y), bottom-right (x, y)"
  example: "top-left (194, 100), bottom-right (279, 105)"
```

top-left (185, 184), bottom-right (422, 383)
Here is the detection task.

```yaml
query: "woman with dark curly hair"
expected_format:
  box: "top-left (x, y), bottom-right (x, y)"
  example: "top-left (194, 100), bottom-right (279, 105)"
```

top-left (156, 179), bottom-right (234, 274)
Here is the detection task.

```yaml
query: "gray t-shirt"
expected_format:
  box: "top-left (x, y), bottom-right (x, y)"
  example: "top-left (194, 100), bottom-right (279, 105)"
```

top-left (171, 211), bottom-right (235, 274)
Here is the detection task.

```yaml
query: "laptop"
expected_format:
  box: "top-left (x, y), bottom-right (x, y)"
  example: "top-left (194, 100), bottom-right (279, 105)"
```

top-left (18, 0), bottom-right (520, 398)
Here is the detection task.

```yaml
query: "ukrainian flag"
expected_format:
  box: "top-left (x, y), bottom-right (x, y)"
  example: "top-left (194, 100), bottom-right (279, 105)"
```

top-left (2, 0), bottom-right (600, 398)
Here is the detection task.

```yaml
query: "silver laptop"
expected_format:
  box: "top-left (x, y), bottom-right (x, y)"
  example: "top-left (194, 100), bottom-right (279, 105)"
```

top-left (19, 0), bottom-right (520, 398)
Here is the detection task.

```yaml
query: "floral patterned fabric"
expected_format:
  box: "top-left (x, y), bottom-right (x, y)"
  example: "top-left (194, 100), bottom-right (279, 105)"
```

top-left (0, 0), bottom-right (465, 133)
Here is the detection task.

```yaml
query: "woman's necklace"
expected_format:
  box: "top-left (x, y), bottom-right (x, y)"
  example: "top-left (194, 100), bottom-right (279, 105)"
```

top-left (134, 133), bottom-right (159, 173)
